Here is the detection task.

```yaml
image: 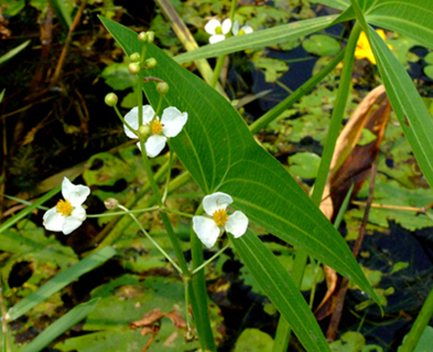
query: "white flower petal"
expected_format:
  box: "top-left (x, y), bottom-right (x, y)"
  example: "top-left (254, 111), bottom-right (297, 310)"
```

top-left (145, 135), bottom-right (167, 158)
top-left (161, 107), bottom-right (188, 138)
top-left (136, 140), bottom-right (142, 151)
top-left (225, 211), bottom-right (248, 238)
top-left (192, 216), bottom-right (221, 248)
top-left (202, 192), bottom-right (233, 216)
top-left (124, 105), bottom-right (155, 139)
top-left (71, 205), bottom-right (86, 221)
top-left (209, 34), bottom-right (226, 44)
top-left (221, 19), bottom-right (232, 34)
top-left (204, 18), bottom-right (221, 35)
top-left (62, 217), bottom-right (84, 235)
top-left (61, 177), bottom-right (90, 206)
top-left (242, 25), bottom-right (253, 34)
top-left (43, 207), bottom-right (66, 232)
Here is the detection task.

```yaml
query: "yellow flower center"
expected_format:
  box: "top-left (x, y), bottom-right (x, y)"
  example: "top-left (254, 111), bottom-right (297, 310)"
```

top-left (215, 26), bottom-right (223, 35)
top-left (213, 209), bottom-right (228, 227)
top-left (150, 119), bottom-right (163, 135)
top-left (56, 199), bottom-right (73, 216)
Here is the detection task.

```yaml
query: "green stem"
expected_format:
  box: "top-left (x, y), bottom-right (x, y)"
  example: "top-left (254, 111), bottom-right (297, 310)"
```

top-left (162, 152), bottom-right (175, 203)
top-left (250, 49), bottom-right (344, 134)
top-left (191, 243), bottom-right (230, 275)
top-left (138, 138), bottom-right (189, 274)
top-left (398, 286), bottom-right (433, 352)
top-left (272, 24), bottom-right (361, 352)
top-left (87, 206), bottom-right (159, 218)
top-left (311, 23), bottom-right (361, 206)
top-left (163, 208), bottom-right (194, 218)
top-left (116, 204), bottom-right (182, 274)
top-left (114, 105), bottom-right (137, 135)
top-left (210, 55), bottom-right (226, 88)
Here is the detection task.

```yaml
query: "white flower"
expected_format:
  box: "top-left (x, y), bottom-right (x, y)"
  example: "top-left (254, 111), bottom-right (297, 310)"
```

top-left (192, 192), bottom-right (249, 248)
top-left (43, 177), bottom-right (90, 235)
top-left (123, 105), bottom-right (188, 158)
top-left (232, 21), bottom-right (253, 36)
top-left (204, 18), bottom-right (232, 44)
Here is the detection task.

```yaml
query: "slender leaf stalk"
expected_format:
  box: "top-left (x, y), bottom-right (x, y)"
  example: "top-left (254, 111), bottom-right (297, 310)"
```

top-left (191, 243), bottom-right (230, 275)
top-left (210, 55), bottom-right (226, 88)
top-left (273, 23), bottom-right (361, 351)
top-left (398, 286), bottom-right (433, 352)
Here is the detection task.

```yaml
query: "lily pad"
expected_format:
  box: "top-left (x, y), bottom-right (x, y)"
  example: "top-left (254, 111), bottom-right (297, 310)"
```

top-left (303, 34), bottom-right (341, 57)
top-left (288, 152), bottom-right (321, 179)
top-left (234, 328), bottom-right (274, 352)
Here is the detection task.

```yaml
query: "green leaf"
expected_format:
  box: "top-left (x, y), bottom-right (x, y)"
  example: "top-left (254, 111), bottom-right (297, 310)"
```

top-left (49, 0), bottom-right (73, 28)
top-left (0, 40), bottom-right (30, 65)
top-left (232, 232), bottom-right (330, 352)
top-left (303, 34), bottom-right (341, 57)
top-left (234, 328), bottom-right (274, 352)
top-left (366, 0), bottom-right (433, 50)
top-left (414, 326), bottom-right (433, 352)
top-left (100, 16), bottom-right (377, 302)
top-left (6, 246), bottom-right (116, 321)
top-left (22, 298), bottom-right (100, 352)
top-left (368, 26), bottom-right (433, 188)
top-left (310, 0), bottom-right (350, 11)
top-left (288, 152), bottom-right (321, 179)
top-left (174, 15), bottom-right (338, 63)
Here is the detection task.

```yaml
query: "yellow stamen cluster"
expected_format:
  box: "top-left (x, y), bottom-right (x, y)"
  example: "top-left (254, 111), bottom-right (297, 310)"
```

top-left (150, 119), bottom-right (163, 135)
top-left (213, 209), bottom-right (228, 227)
top-left (215, 26), bottom-right (223, 35)
top-left (56, 199), bottom-right (73, 216)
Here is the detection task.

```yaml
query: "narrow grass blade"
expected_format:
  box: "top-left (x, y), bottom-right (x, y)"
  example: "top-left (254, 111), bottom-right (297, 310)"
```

top-left (0, 187), bottom-right (60, 234)
top-left (398, 286), bottom-right (433, 352)
top-left (0, 40), bottom-right (30, 65)
top-left (22, 298), bottom-right (99, 352)
top-left (6, 246), bottom-right (116, 321)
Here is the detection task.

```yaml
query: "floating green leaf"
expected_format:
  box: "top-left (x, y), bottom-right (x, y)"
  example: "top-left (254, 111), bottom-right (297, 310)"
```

top-left (303, 34), bottom-right (341, 57)
top-left (234, 328), bottom-right (274, 352)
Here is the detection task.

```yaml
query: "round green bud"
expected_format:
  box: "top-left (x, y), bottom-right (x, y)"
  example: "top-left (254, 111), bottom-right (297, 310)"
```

top-left (104, 92), bottom-right (118, 107)
top-left (138, 124), bottom-right (151, 138)
top-left (144, 57), bottom-right (157, 69)
top-left (156, 81), bottom-right (169, 95)
top-left (138, 31), bottom-right (147, 41)
top-left (128, 62), bottom-right (141, 74)
top-left (146, 31), bottom-right (155, 43)
top-left (130, 52), bottom-right (141, 62)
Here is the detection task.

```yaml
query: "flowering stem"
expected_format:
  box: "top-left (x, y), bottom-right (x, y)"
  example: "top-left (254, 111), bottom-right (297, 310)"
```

top-left (116, 203), bottom-right (182, 274)
top-left (163, 208), bottom-right (194, 218)
top-left (183, 276), bottom-right (192, 335)
top-left (87, 206), bottom-right (159, 218)
top-left (162, 152), bottom-right (175, 203)
top-left (191, 243), bottom-right (230, 275)
top-left (136, 83), bottom-right (144, 126)
top-left (138, 138), bottom-right (189, 274)
top-left (113, 106), bottom-right (137, 135)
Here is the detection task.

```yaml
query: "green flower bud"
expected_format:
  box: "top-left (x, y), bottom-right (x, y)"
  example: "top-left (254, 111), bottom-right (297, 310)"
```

top-left (144, 57), bottom-right (157, 69)
top-left (146, 31), bottom-right (155, 43)
top-left (138, 31), bottom-right (147, 41)
top-left (138, 124), bottom-right (151, 138)
top-left (130, 52), bottom-right (141, 62)
top-left (128, 62), bottom-right (141, 74)
top-left (104, 92), bottom-right (118, 107)
top-left (156, 81), bottom-right (169, 95)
